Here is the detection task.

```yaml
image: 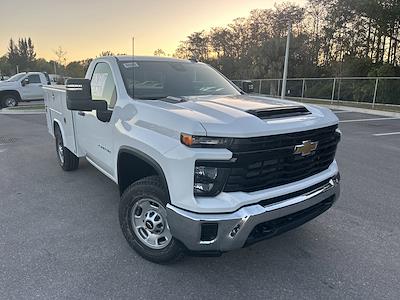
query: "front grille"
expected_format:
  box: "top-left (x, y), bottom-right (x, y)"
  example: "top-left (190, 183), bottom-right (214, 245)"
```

top-left (223, 125), bottom-right (340, 193)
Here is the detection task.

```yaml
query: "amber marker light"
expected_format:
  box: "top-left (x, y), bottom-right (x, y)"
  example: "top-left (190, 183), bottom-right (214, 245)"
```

top-left (180, 133), bottom-right (193, 147)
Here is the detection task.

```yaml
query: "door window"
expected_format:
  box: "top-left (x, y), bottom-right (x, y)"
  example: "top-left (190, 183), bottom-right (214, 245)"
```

top-left (27, 74), bottom-right (41, 84)
top-left (91, 63), bottom-right (117, 109)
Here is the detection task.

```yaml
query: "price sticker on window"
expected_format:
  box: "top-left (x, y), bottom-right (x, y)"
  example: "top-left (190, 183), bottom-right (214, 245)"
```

top-left (91, 73), bottom-right (108, 97)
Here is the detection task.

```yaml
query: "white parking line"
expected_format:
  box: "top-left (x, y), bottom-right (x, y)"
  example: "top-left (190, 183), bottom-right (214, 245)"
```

top-left (373, 132), bottom-right (400, 136)
top-left (339, 117), bottom-right (400, 123)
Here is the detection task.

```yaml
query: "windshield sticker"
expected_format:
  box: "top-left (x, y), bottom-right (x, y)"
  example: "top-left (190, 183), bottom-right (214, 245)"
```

top-left (91, 73), bottom-right (108, 97)
top-left (123, 62), bottom-right (139, 68)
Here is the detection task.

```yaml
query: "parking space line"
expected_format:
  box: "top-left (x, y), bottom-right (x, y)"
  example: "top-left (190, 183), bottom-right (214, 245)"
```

top-left (333, 111), bottom-right (353, 114)
top-left (372, 132), bottom-right (400, 136)
top-left (339, 117), bottom-right (400, 123)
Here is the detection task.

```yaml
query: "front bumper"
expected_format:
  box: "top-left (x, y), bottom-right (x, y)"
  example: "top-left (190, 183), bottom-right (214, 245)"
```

top-left (166, 176), bottom-right (340, 252)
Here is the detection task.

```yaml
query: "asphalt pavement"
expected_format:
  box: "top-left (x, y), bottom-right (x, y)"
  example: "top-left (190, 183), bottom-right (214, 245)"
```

top-left (0, 110), bottom-right (399, 299)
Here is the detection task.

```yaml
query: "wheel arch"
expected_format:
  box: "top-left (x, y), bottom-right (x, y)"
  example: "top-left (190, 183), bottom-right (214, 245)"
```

top-left (117, 146), bottom-right (171, 201)
top-left (0, 90), bottom-right (22, 101)
top-left (53, 119), bottom-right (65, 139)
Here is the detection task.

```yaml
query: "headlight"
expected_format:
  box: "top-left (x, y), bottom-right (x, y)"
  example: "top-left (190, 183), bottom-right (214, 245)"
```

top-left (181, 133), bottom-right (232, 148)
top-left (194, 164), bottom-right (229, 196)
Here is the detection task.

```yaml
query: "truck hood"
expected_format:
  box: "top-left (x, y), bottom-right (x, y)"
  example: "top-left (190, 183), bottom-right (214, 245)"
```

top-left (0, 81), bottom-right (17, 89)
top-left (143, 94), bottom-right (339, 137)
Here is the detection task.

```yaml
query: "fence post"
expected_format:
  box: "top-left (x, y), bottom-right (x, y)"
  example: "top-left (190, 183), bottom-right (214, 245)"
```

top-left (259, 79), bottom-right (262, 94)
top-left (372, 78), bottom-right (379, 108)
top-left (331, 78), bottom-right (336, 105)
top-left (278, 79), bottom-right (281, 97)
top-left (301, 79), bottom-right (305, 99)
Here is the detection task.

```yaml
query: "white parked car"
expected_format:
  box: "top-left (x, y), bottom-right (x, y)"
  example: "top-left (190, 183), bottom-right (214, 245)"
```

top-left (44, 56), bottom-right (341, 263)
top-left (0, 72), bottom-right (50, 107)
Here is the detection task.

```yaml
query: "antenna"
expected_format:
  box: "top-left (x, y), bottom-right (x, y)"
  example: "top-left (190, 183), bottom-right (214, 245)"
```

top-left (132, 36), bottom-right (135, 99)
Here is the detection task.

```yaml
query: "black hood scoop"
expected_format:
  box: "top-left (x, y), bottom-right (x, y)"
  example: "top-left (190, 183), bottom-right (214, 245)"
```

top-left (247, 105), bottom-right (310, 120)
top-left (159, 96), bottom-right (187, 104)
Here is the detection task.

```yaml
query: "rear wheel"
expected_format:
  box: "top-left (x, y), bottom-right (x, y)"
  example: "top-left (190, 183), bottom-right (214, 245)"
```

top-left (2, 95), bottom-right (18, 108)
top-left (54, 126), bottom-right (79, 171)
top-left (119, 176), bottom-right (185, 263)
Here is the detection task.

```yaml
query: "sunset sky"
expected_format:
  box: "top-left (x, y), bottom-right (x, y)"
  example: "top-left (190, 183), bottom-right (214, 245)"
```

top-left (1, 0), bottom-right (305, 62)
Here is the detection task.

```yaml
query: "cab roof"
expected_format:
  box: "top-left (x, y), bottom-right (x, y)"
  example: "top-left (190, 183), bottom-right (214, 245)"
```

top-left (102, 55), bottom-right (195, 63)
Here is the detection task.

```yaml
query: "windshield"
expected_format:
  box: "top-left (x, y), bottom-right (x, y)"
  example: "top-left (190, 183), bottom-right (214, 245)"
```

top-left (118, 60), bottom-right (240, 100)
top-left (6, 73), bottom-right (26, 82)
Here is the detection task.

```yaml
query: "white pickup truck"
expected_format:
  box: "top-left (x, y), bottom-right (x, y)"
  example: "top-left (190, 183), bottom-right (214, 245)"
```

top-left (44, 56), bottom-right (341, 263)
top-left (0, 72), bottom-right (50, 108)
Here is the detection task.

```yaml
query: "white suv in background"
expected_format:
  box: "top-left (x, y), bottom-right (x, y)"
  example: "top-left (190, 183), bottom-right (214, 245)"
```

top-left (0, 72), bottom-right (50, 108)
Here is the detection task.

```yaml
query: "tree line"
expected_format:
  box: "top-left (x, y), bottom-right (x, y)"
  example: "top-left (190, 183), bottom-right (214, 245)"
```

top-left (0, 38), bottom-right (93, 79)
top-left (173, 0), bottom-right (400, 79)
top-left (1, 0), bottom-right (400, 80)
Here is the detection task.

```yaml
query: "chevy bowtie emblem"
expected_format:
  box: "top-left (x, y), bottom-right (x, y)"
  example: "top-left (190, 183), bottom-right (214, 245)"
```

top-left (293, 140), bottom-right (318, 156)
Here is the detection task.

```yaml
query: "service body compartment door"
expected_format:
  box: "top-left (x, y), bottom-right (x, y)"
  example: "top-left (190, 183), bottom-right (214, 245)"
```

top-left (44, 86), bottom-right (77, 154)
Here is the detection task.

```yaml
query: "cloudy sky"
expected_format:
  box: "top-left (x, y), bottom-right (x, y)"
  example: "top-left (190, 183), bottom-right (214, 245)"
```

top-left (0, 0), bottom-right (305, 61)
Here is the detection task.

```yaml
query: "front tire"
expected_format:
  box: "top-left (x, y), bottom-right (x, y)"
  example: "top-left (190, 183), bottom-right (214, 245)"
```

top-left (54, 126), bottom-right (79, 171)
top-left (119, 176), bottom-right (185, 263)
top-left (2, 95), bottom-right (18, 108)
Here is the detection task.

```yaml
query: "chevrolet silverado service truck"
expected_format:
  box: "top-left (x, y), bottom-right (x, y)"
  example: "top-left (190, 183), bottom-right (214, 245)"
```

top-left (0, 72), bottom-right (50, 107)
top-left (44, 56), bottom-right (341, 263)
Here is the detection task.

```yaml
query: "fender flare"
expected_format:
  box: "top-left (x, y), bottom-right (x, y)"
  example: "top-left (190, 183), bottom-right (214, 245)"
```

top-left (0, 90), bottom-right (22, 101)
top-left (53, 119), bottom-right (65, 140)
top-left (117, 146), bottom-right (171, 201)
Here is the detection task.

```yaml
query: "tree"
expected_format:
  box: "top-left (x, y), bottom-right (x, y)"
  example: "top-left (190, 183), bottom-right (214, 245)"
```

top-left (6, 37), bottom-right (37, 72)
top-left (54, 46), bottom-right (67, 63)
top-left (99, 51), bottom-right (115, 56)
top-left (154, 49), bottom-right (166, 56)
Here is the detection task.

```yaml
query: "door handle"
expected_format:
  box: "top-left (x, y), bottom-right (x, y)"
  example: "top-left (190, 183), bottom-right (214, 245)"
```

top-left (78, 111), bottom-right (85, 116)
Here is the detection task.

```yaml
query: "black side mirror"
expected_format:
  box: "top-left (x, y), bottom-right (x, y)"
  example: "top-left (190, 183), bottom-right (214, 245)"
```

top-left (22, 78), bottom-right (29, 86)
top-left (242, 80), bottom-right (254, 93)
top-left (66, 78), bottom-right (107, 112)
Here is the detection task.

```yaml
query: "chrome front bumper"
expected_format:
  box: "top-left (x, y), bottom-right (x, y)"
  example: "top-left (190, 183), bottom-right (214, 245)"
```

top-left (166, 176), bottom-right (340, 252)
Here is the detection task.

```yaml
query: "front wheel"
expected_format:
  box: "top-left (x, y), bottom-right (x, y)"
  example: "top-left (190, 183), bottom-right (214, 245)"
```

top-left (119, 176), bottom-right (185, 263)
top-left (2, 95), bottom-right (18, 108)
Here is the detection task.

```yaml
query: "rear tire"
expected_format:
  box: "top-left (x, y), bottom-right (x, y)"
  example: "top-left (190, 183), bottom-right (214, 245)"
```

top-left (54, 126), bottom-right (79, 171)
top-left (2, 95), bottom-right (18, 108)
top-left (119, 176), bottom-right (185, 264)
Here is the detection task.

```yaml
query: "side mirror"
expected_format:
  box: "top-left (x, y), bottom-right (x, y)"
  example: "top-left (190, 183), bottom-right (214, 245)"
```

top-left (66, 78), bottom-right (107, 112)
top-left (242, 80), bottom-right (254, 93)
top-left (22, 78), bottom-right (29, 86)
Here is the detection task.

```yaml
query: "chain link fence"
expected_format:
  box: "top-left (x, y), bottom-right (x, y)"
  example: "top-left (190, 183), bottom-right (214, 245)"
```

top-left (236, 77), bottom-right (400, 108)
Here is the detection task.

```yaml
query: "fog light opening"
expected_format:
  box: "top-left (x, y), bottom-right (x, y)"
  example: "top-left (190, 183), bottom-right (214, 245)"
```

top-left (200, 223), bottom-right (218, 242)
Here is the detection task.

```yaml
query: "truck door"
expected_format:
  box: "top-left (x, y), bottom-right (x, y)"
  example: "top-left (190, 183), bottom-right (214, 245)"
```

top-left (74, 62), bottom-right (117, 177)
top-left (20, 74), bottom-right (44, 100)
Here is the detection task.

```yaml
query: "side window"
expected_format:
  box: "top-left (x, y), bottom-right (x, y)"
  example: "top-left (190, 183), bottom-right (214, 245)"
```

top-left (91, 63), bottom-right (117, 109)
top-left (27, 74), bottom-right (41, 84)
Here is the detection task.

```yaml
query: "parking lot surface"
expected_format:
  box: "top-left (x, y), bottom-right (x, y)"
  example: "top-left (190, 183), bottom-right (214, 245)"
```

top-left (0, 110), bottom-right (399, 299)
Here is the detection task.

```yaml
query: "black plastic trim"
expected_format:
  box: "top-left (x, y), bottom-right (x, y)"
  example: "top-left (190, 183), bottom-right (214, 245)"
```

top-left (117, 147), bottom-right (170, 201)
